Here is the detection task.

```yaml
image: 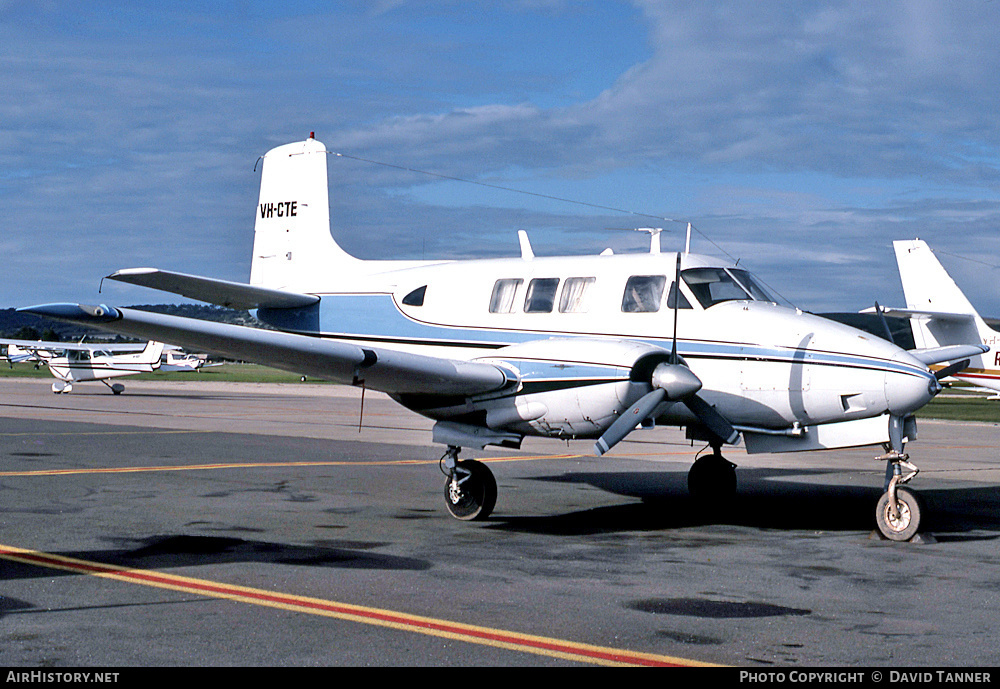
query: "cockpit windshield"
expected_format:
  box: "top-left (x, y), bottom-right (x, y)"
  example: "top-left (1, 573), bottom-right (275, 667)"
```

top-left (681, 267), bottom-right (777, 308)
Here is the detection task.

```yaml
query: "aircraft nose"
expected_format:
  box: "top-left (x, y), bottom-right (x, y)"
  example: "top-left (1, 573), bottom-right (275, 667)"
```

top-left (885, 351), bottom-right (939, 416)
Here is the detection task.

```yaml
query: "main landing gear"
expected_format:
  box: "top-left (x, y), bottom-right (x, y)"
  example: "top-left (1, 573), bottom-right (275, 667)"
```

top-left (102, 381), bottom-right (126, 395)
top-left (687, 445), bottom-right (737, 502)
top-left (440, 446), bottom-right (497, 521)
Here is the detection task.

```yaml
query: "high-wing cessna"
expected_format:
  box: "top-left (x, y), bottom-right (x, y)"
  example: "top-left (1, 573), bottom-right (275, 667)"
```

top-left (0, 338), bottom-right (164, 394)
top-left (20, 136), bottom-right (988, 541)
top-left (2, 341), bottom-right (57, 367)
top-left (867, 239), bottom-right (1000, 397)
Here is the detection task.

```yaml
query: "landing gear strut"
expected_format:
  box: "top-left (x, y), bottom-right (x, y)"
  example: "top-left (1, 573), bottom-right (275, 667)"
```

top-left (874, 416), bottom-right (922, 541)
top-left (440, 446), bottom-right (497, 521)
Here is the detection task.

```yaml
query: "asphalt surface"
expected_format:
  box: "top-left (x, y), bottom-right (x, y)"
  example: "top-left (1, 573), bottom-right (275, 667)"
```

top-left (2, 378), bottom-right (1000, 667)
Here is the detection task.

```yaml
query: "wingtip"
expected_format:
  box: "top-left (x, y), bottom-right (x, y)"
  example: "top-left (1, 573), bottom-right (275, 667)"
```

top-left (18, 303), bottom-right (121, 323)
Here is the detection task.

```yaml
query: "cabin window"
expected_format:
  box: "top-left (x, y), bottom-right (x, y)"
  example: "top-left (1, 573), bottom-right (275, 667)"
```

top-left (489, 278), bottom-right (523, 313)
top-left (666, 281), bottom-right (693, 309)
top-left (621, 275), bottom-right (666, 313)
top-left (558, 277), bottom-right (596, 313)
top-left (524, 278), bottom-right (560, 313)
top-left (682, 267), bottom-right (754, 308)
top-left (402, 285), bottom-right (426, 306)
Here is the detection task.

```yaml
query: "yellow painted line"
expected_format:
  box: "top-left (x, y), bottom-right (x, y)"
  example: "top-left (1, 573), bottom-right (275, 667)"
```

top-left (0, 445), bottom-right (759, 479)
top-left (0, 544), bottom-right (714, 667)
top-left (0, 454), bottom-right (578, 477)
top-left (0, 430), bottom-right (208, 437)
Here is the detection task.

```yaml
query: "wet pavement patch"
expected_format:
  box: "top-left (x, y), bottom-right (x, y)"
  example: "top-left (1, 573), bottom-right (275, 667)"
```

top-left (627, 597), bottom-right (810, 618)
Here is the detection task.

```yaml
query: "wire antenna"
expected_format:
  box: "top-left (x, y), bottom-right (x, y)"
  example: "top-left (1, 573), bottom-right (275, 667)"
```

top-left (330, 150), bottom-right (739, 263)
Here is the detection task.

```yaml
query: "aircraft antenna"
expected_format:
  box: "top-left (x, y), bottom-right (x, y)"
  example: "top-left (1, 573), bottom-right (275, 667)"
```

top-left (671, 252), bottom-right (682, 364)
top-left (330, 150), bottom-right (741, 264)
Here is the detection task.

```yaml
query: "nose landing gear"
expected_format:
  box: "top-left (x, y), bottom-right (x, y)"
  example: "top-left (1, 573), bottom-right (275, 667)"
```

top-left (873, 415), bottom-right (923, 541)
top-left (875, 452), bottom-right (922, 541)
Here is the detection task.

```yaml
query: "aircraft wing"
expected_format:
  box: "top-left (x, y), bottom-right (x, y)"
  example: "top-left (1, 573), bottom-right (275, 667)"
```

top-left (105, 268), bottom-right (319, 310)
top-left (907, 344), bottom-right (989, 366)
top-left (18, 303), bottom-right (512, 397)
top-left (0, 338), bottom-right (63, 353)
top-left (0, 338), bottom-right (158, 353)
top-left (861, 305), bottom-right (976, 324)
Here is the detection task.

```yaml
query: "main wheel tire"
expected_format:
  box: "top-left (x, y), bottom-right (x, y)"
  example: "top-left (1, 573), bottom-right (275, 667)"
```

top-left (875, 486), bottom-right (922, 541)
top-left (444, 459), bottom-right (497, 521)
top-left (687, 454), bottom-right (737, 501)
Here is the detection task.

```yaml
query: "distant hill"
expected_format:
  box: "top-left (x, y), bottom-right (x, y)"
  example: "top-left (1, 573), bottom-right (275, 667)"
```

top-left (0, 304), bottom-right (256, 342)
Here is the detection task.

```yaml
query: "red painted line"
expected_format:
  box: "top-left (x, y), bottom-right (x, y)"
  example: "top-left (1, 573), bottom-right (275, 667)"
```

top-left (0, 544), bottom-right (713, 667)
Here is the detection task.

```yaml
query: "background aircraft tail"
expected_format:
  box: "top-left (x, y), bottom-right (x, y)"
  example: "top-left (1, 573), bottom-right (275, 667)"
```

top-left (138, 340), bottom-right (165, 365)
top-left (250, 136), bottom-right (362, 292)
top-left (893, 239), bottom-right (988, 350)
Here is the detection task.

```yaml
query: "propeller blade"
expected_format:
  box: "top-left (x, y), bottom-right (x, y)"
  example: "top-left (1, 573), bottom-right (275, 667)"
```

top-left (594, 388), bottom-right (667, 456)
top-left (934, 358), bottom-right (971, 381)
top-left (683, 394), bottom-right (741, 445)
top-left (874, 301), bottom-right (896, 345)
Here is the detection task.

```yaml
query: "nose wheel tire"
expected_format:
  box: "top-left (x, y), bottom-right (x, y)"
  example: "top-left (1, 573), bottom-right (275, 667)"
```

top-left (444, 459), bottom-right (497, 521)
top-left (875, 486), bottom-right (922, 541)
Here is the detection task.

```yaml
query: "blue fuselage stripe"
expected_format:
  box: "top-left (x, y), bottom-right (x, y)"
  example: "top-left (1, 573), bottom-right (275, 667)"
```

top-left (256, 293), bottom-right (928, 381)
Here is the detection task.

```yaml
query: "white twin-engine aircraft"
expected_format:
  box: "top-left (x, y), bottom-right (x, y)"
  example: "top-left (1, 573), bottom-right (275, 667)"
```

top-left (0, 339), bottom-right (164, 394)
top-left (20, 136), bottom-right (987, 541)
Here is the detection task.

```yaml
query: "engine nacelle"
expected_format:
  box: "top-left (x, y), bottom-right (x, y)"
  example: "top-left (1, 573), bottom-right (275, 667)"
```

top-left (472, 338), bottom-right (674, 439)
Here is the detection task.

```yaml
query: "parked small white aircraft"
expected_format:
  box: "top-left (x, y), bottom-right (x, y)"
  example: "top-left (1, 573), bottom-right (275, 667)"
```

top-left (159, 350), bottom-right (214, 372)
top-left (2, 341), bottom-right (56, 367)
top-left (20, 137), bottom-right (988, 540)
top-left (867, 239), bottom-right (1000, 397)
top-left (0, 339), bottom-right (165, 394)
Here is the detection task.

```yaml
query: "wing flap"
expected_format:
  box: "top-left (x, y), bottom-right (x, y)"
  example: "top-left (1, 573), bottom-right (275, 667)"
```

top-left (106, 268), bottom-right (319, 310)
top-left (18, 303), bottom-right (511, 397)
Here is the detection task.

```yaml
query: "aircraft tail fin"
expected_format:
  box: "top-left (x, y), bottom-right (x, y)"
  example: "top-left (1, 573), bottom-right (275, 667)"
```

top-left (138, 340), bottom-right (165, 365)
top-left (250, 135), bottom-right (362, 292)
top-left (893, 239), bottom-right (988, 349)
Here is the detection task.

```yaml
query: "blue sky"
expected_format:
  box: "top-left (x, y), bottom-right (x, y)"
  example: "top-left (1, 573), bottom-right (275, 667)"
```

top-left (3, 1), bottom-right (1000, 316)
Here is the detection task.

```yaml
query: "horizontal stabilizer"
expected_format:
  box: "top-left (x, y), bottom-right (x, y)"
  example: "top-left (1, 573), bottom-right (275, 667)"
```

top-left (18, 303), bottom-right (511, 397)
top-left (909, 344), bottom-right (989, 366)
top-left (107, 268), bottom-right (319, 310)
top-left (861, 305), bottom-right (975, 324)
